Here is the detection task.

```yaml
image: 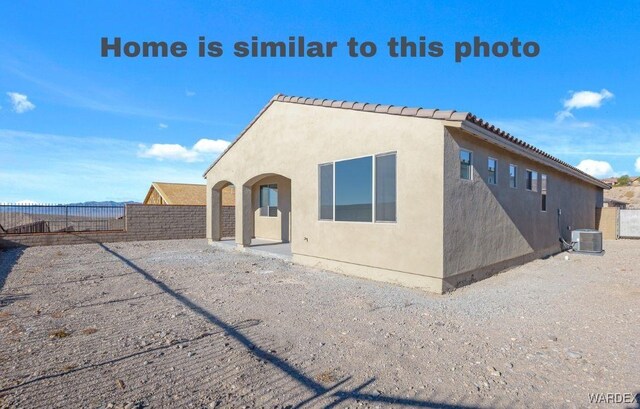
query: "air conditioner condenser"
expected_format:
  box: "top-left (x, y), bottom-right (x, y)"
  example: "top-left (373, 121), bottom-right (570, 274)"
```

top-left (571, 229), bottom-right (604, 254)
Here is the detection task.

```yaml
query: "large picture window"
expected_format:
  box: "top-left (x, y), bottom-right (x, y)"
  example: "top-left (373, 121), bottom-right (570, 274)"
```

top-left (318, 152), bottom-right (397, 223)
top-left (335, 156), bottom-right (373, 222)
top-left (259, 184), bottom-right (278, 217)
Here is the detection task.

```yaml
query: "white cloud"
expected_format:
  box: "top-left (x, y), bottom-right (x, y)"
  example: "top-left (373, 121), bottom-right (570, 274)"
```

top-left (138, 143), bottom-right (200, 162)
top-left (564, 89), bottom-right (613, 110)
top-left (192, 138), bottom-right (230, 153)
top-left (635, 157), bottom-right (640, 173)
top-left (0, 128), bottom-right (209, 203)
top-left (158, 123), bottom-right (168, 130)
top-left (576, 159), bottom-right (616, 178)
top-left (16, 199), bottom-right (39, 205)
top-left (6, 92), bottom-right (36, 113)
top-left (138, 138), bottom-right (230, 162)
top-left (185, 90), bottom-right (196, 97)
top-left (556, 89), bottom-right (613, 121)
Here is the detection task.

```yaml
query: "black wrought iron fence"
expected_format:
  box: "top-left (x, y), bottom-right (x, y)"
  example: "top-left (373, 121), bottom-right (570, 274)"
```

top-left (0, 204), bottom-right (126, 234)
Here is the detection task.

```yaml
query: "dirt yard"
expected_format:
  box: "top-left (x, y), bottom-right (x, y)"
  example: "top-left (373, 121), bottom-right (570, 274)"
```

top-left (0, 239), bottom-right (638, 408)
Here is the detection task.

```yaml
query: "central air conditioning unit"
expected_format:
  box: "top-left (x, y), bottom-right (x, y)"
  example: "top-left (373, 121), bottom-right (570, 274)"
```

top-left (571, 229), bottom-right (604, 254)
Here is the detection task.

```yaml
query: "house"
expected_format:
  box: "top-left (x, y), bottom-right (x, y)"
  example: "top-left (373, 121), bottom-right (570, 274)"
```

top-left (203, 94), bottom-right (608, 293)
top-left (601, 177), bottom-right (618, 187)
top-left (144, 182), bottom-right (234, 206)
top-left (603, 198), bottom-right (628, 209)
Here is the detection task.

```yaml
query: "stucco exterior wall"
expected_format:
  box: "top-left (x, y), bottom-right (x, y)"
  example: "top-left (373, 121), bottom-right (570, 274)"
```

top-left (206, 101), bottom-right (446, 292)
top-left (442, 127), bottom-right (603, 289)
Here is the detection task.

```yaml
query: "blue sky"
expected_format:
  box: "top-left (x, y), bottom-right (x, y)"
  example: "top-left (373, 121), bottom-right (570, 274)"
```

top-left (1, 1), bottom-right (639, 203)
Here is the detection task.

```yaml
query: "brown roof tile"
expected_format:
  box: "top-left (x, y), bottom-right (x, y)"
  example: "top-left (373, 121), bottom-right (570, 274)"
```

top-left (205, 93), bottom-right (608, 189)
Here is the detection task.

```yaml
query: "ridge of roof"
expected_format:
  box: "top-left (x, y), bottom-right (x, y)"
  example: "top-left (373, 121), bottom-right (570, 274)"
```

top-left (203, 93), bottom-right (609, 189)
top-left (153, 182), bottom-right (205, 186)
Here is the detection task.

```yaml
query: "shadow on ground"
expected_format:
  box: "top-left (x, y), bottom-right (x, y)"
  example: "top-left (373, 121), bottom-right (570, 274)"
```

top-left (0, 240), bottom-right (501, 408)
top-left (90, 243), bottom-right (486, 408)
top-left (0, 247), bottom-right (27, 308)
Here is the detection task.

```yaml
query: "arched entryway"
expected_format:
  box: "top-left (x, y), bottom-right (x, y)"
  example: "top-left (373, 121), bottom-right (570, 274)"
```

top-left (240, 173), bottom-right (291, 248)
top-left (210, 180), bottom-right (235, 241)
top-left (209, 174), bottom-right (292, 257)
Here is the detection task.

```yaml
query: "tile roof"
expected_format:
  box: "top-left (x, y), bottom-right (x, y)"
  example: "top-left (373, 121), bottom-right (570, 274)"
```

top-left (145, 182), bottom-right (207, 205)
top-left (204, 94), bottom-right (609, 189)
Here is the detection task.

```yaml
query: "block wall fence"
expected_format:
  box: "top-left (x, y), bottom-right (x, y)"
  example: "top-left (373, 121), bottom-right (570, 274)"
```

top-left (0, 204), bottom-right (207, 249)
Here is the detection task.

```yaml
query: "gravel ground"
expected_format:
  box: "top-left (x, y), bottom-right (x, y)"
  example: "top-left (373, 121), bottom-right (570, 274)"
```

top-left (0, 239), bottom-right (638, 408)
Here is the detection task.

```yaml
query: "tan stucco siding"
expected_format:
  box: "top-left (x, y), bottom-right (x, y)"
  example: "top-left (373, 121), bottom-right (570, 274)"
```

top-left (206, 101), bottom-right (446, 283)
top-left (443, 127), bottom-right (603, 285)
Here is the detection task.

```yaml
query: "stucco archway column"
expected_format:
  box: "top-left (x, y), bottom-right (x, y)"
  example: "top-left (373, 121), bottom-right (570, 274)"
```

top-left (209, 187), bottom-right (222, 241)
top-left (235, 185), bottom-right (253, 247)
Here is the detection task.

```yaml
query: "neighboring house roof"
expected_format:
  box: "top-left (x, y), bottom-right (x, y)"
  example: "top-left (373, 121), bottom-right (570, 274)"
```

top-left (604, 198), bottom-right (628, 205)
top-left (144, 182), bottom-right (206, 205)
top-left (204, 94), bottom-right (610, 190)
top-left (601, 177), bottom-right (618, 183)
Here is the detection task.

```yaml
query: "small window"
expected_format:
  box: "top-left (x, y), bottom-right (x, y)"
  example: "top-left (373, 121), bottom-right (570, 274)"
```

top-left (375, 153), bottom-right (397, 222)
top-left (487, 158), bottom-right (497, 185)
top-left (319, 163), bottom-right (334, 220)
top-left (259, 184), bottom-right (278, 217)
top-left (541, 174), bottom-right (547, 211)
top-left (526, 170), bottom-right (538, 191)
top-left (335, 156), bottom-right (373, 222)
top-left (509, 164), bottom-right (517, 188)
top-left (460, 149), bottom-right (473, 180)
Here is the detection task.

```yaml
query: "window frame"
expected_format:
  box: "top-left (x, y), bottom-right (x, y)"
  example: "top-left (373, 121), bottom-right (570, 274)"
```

top-left (541, 174), bottom-right (548, 212)
top-left (487, 157), bottom-right (498, 185)
top-left (525, 169), bottom-right (538, 192)
top-left (509, 164), bottom-right (518, 188)
top-left (318, 162), bottom-right (334, 221)
top-left (459, 149), bottom-right (473, 181)
top-left (374, 152), bottom-right (397, 223)
top-left (259, 184), bottom-right (278, 217)
top-left (318, 151), bottom-right (397, 224)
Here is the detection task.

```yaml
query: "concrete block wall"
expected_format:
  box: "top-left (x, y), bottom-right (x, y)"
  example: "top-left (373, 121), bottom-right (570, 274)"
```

top-left (0, 204), bottom-right (206, 248)
top-left (221, 206), bottom-right (235, 238)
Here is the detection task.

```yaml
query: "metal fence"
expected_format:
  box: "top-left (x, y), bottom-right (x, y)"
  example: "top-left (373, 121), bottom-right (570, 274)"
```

top-left (0, 204), bottom-right (126, 234)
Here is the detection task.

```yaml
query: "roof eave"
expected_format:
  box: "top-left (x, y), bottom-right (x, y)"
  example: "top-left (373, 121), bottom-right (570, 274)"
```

top-left (458, 121), bottom-right (610, 190)
top-left (203, 94), bottom-right (282, 177)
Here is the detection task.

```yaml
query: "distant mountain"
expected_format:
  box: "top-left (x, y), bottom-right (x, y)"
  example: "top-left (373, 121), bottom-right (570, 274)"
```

top-left (65, 201), bottom-right (140, 206)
